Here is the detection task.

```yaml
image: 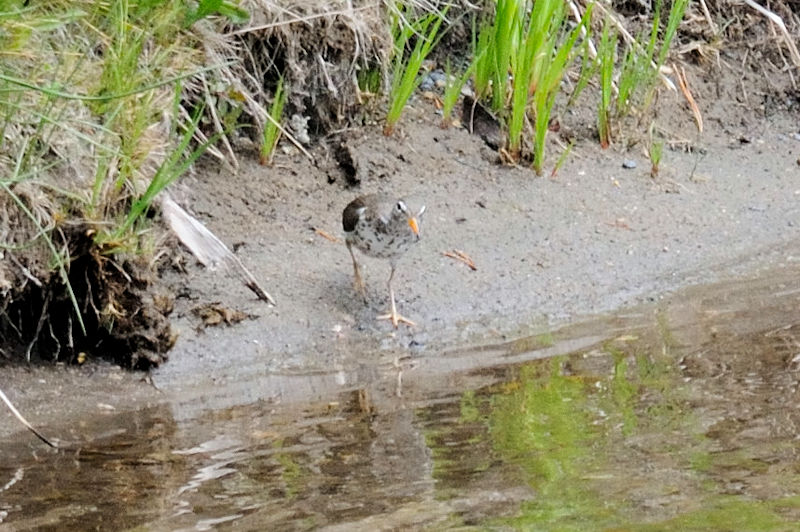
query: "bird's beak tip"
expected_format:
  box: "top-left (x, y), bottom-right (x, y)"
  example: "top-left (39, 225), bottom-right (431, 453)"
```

top-left (408, 217), bottom-right (420, 236)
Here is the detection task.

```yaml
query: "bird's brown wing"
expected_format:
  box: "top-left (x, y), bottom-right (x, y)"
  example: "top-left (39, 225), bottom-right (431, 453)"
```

top-left (342, 195), bottom-right (371, 232)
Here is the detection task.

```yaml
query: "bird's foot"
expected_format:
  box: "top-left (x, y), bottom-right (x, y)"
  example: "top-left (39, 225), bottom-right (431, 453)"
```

top-left (377, 311), bottom-right (416, 328)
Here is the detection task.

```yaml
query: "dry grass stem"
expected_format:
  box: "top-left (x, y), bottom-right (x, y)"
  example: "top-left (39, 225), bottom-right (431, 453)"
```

top-left (675, 64), bottom-right (703, 133)
top-left (201, 73), bottom-right (238, 168)
top-left (568, 0), bottom-right (597, 59)
top-left (0, 387), bottom-right (56, 448)
top-left (697, 0), bottom-right (718, 34)
top-left (443, 249), bottom-right (477, 270)
top-left (227, 4), bottom-right (378, 36)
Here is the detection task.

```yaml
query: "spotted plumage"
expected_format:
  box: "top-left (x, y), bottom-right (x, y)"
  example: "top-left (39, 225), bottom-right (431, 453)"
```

top-left (342, 193), bottom-right (424, 328)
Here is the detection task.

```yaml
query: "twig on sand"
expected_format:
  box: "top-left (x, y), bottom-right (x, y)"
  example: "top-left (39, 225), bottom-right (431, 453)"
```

top-left (742, 0), bottom-right (800, 67)
top-left (0, 387), bottom-right (57, 448)
top-left (443, 249), bottom-right (477, 270)
top-left (313, 227), bottom-right (342, 243)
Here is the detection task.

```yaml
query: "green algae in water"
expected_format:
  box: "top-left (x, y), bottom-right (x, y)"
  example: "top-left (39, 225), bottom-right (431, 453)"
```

top-left (429, 343), bottom-right (800, 530)
top-left (488, 358), bottom-right (621, 530)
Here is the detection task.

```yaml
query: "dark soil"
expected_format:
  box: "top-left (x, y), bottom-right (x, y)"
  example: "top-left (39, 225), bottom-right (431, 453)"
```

top-left (1, 231), bottom-right (173, 369)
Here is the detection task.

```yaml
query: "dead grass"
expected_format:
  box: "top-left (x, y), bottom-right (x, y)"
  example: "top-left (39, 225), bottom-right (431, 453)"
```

top-left (203, 0), bottom-right (390, 144)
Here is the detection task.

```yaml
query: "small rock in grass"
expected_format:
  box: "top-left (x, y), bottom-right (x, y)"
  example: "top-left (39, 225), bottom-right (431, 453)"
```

top-left (420, 69), bottom-right (447, 92)
top-left (622, 159), bottom-right (637, 169)
top-left (290, 114), bottom-right (311, 145)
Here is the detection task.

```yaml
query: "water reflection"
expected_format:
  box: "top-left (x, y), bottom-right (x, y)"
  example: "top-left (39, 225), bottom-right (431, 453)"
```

top-left (2, 273), bottom-right (800, 530)
top-left (0, 406), bottom-right (178, 531)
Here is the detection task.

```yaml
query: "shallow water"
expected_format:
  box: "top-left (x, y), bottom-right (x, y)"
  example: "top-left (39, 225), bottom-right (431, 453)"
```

top-left (2, 272), bottom-right (800, 531)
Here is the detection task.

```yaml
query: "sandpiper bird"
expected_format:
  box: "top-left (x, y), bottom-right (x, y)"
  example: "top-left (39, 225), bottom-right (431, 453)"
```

top-left (342, 193), bottom-right (425, 328)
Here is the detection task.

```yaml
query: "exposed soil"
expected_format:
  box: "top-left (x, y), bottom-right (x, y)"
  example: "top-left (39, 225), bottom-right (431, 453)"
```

top-left (1, 49), bottom-right (800, 439)
top-left (0, 230), bottom-right (175, 369)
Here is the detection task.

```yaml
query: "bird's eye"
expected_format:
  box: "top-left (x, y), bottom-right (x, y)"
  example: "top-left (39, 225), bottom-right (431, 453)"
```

top-left (396, 202), bottom-right (404, 212)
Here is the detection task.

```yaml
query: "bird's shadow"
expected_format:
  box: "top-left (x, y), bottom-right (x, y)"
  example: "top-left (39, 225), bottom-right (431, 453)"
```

top-left (324, 265), bottom-right (394, 326)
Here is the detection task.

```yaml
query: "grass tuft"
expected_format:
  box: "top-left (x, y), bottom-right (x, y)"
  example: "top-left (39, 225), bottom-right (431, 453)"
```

top-left (440, 58), bottom-right (474, 129)
top-left (385, 3), bottom-right (447, 136)
top-left (260, 76), bottom-right (286, 166)
top-left (0, 0), bottom-right (230, 360)
top-left (597, 18), bottom-right (615, 149)
top-left (531, 3), bottom-right (590, 174)
top-left (470, 0), bottom-right (590, 170)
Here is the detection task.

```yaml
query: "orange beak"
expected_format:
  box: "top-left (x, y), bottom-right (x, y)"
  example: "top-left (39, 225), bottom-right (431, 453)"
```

top-left (408, 217), bottom-right (419, 236)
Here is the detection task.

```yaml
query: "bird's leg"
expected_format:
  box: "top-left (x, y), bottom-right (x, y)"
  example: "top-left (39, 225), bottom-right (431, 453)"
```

top-left (347, 243), bottom-right (368, 303)
top-left (377, 264), bottom-right (416, 328)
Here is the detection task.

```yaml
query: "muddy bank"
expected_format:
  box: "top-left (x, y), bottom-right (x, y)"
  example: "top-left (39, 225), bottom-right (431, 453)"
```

top-left (149, 100), bottom-right (799, 410)
top-left (1, 87), bottom-right (799, 439)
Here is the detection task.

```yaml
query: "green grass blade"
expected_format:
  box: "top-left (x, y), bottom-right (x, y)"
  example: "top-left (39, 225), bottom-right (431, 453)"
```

top-left (385, 6), bottom-right (448, 135)
top-left (441, 57), bottom-right (477, 127)
top-left (473, 16), bottom-right (493, 99)
top-left (530, 1), bottom-right (591, 172)
top-left (260, 76), bottom-right (286, 165)
top-left (489, 0), bottom-right (520, 112)
top-left (597, 18), bottom-right (615, 149)
top-left (657, 0), bottom-right (689, 68)
top-left (114, 103), bottom-right (221, 239)
top-left (568, 38), bottom-right (598, 107)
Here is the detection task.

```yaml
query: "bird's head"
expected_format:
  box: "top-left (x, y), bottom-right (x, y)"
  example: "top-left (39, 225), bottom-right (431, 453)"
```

top-left (393, 200), bottom-right (425, 239)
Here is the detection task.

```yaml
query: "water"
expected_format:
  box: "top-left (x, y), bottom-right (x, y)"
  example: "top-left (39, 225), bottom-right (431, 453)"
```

top-left (2, 272), bottom-right (800, 531)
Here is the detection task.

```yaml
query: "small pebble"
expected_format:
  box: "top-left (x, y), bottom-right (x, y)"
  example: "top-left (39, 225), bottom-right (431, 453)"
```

top-left (429, 69), bottom-right (446, 84)
top-left (420, 70), bottom-right (448, 91)
top-left (791, 132), bottom-right (800, 141)
top-left (290, 114), bottom-right (311, 145)
top-left (622, 159), bottom-right (637, 169)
